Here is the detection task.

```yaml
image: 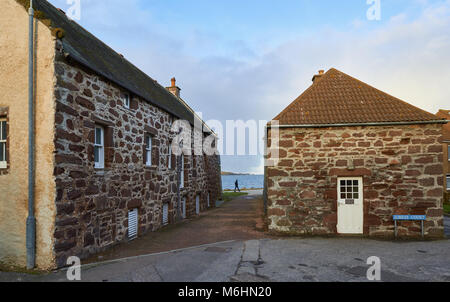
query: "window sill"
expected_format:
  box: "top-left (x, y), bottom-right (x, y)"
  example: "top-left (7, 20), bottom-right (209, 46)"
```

top-left (145, 165), bottom-right (157, 171)
top-left (0, 162), bottom-right (8, 169)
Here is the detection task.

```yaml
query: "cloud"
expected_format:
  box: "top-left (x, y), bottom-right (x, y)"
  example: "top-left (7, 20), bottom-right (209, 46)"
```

top-left (49, 0), bottom-right (450, 173)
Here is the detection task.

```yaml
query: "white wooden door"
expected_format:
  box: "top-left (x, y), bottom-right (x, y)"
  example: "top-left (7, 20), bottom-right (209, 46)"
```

top-left (162, 203), bottom-right (169, 225)
top-left (207, 193), bottom-right (210, 208)
top-left (196, 195), bottom-right (200, 215)
top-left (337, 177), bottom-right (363, 234)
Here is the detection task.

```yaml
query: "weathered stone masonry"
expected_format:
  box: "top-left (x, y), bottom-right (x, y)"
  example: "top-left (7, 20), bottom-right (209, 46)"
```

top-left (52, 42), bottom-right (221, 267)
top-left (267, 125), bottom-right (444, 238)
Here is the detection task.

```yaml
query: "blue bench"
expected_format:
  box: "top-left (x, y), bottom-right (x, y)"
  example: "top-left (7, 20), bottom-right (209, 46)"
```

top-left (393, 215), bottom-right (426, 238)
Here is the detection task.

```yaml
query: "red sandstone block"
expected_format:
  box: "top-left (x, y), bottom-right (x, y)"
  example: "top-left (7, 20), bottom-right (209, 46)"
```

top-left (268, 208), bottom-right (286, 217)
top-left (424, 164), bottom-right (443, 175)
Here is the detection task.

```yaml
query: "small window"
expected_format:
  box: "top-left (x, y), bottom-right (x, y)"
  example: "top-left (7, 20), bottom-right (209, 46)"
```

top-left (180, 155), bottom-right (184, 188)
top-left (0, 119), bottom-right (7, 169)
top-left (123, 93), bottom-right (130, 109)
top-left (448, 145), bottom-right (450, 161)
top-left (168, 143), bottom-right (172, 169)
top-left (447, 175), bottom-right (450, 190)
top-left (94, 126), bottom-right (104, 169)
top-left (145, 135), bottom-right (152, 166)
top-left (339, 178), bottom-right (360, 200)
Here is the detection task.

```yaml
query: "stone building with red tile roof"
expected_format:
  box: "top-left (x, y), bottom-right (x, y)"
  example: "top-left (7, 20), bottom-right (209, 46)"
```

top-left (436, 110), bottom-right (450, 196)
top-left (265, 68), bottom-right (447, 238)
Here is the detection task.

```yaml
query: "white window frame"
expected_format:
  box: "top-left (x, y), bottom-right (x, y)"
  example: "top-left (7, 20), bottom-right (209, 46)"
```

top-left (180, 155), bottom-right (184, 188)
top-left (145, 135), bottom-right (152, 166)
top-left (168, 143), bottom-right (172, 170)
top-left (94, 125), bottom-right (104, 169)
top-left (0, 119), bottom-right (6, 169)
top-left (123, 93), bottom-right (130, 109)
top-left (447, 175), bottom-right (450, 191)
top-left (448, 145), bottom-right (450, 161)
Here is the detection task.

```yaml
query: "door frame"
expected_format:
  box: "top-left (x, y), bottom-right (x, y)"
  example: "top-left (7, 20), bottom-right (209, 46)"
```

top-left (337, 176), bottom-right (364, 234)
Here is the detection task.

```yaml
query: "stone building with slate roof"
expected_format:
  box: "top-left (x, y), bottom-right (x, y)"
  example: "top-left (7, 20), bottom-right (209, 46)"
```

top-left (265, 68), bottom-right (447, 238)
top-left (0, 0), bottom-right (221, 269)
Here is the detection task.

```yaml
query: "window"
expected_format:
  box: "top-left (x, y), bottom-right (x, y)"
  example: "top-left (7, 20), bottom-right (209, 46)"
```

top-left (94, 126), bottom-right (104, 169)
top-left (180, 155), bottom-right (184, 188)
top-left (0, 119), bottom-right (6, 169)
top-left (123, 93), bottom-right (130, 109)
top-left (448, 145), bottom-right (450, 161)
top-left (339, 179), bottom-right (360, 200)
top-left (168, 143), bottom-right (172, 169)
top-left (145, 135), bottom-right (152, 166)
top-left (447, 175), bottom-right (450, 190)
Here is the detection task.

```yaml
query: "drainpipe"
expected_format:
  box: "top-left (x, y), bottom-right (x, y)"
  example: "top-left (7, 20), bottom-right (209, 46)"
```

top-left (26, 0), bottom-right (36, 270)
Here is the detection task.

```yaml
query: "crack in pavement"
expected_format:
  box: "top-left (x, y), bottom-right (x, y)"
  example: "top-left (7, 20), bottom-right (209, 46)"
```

top-left (230, 240), bottom-right (271, 282)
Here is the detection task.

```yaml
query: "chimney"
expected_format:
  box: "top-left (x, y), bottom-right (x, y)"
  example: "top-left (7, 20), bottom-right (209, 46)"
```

top-left (312, 69), bottom-right (325, 83)
top-left (166, 77), bottom-right (181, 98)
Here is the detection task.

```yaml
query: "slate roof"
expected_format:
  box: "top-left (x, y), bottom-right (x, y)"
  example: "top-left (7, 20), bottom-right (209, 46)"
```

top-left (273, 68), bottom-right (445, 126)
top-left (22, 0), bottom-right (211, 133)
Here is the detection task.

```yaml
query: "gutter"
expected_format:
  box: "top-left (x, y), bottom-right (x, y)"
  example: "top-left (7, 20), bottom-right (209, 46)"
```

top-left (26, 0), bottom-right (36, 270)
top-left (267, 120), bottom-right (450, 129)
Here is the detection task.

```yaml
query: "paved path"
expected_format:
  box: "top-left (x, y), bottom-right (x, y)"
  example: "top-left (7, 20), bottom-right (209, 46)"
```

top-left (83, 193), bottom-right (267, 264)
top-left (2, 237), bottom-right (449, 282)
top-left (1, 197), bottom-right (449, 282)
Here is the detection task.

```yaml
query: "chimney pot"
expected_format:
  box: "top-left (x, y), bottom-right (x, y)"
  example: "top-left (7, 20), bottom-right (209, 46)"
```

top-left (167, 77), bottom-right (181, 98)
top-left (312, 69), bottom-right (325, 83)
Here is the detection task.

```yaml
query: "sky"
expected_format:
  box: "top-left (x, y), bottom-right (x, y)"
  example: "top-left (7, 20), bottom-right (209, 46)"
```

top-left (49, 0), bottom-right (450, 174)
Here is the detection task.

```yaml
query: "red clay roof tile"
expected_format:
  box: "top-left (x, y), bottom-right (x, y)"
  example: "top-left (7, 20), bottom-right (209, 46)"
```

top-left (273, 68), bottom-right (443, 125)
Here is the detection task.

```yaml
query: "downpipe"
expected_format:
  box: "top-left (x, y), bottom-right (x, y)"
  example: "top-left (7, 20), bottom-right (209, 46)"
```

top-left (26, 0), bottom-right (36, 270)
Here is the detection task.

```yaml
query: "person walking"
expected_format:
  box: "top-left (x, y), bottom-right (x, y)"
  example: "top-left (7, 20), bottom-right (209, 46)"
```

top-left (234, 179), bottom-right (240, 193)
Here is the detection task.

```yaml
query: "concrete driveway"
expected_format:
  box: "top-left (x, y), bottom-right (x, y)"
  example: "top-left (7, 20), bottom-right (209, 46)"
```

top-left (2, 236), bottom-right (449, 282)
top-left (1, 197), bottom-right (449, 282)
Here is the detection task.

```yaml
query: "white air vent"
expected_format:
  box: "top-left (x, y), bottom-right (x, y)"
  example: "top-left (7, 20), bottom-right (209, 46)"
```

top-left (182, 198), bottom-right (186, 219)
top-left (196, 195), bottom-right (200, 215)
top-left (162, 203), bottom-right (169, 225)
top-left (128, 208), bottom-right (138, 239)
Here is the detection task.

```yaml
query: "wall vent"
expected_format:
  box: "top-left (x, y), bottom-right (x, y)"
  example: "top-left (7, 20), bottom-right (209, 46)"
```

top-left (128, 208), bottom-right (138, 239)
top-left (162, 203), bottom-right (169, 225)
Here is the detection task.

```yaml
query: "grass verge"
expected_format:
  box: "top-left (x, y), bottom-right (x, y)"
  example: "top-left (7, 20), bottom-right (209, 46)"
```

top-left (222, 192), bottom-right (249, 202)
top-left (444, 204), bottom-right (450, 215)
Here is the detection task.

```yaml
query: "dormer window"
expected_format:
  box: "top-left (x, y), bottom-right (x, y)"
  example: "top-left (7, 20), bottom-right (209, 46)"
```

top-left (123, 93), bottom-right (130, 109)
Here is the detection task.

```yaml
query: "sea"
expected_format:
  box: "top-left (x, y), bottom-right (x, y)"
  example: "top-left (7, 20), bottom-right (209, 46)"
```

top-left (221, 174), bottom-right (264, 191)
